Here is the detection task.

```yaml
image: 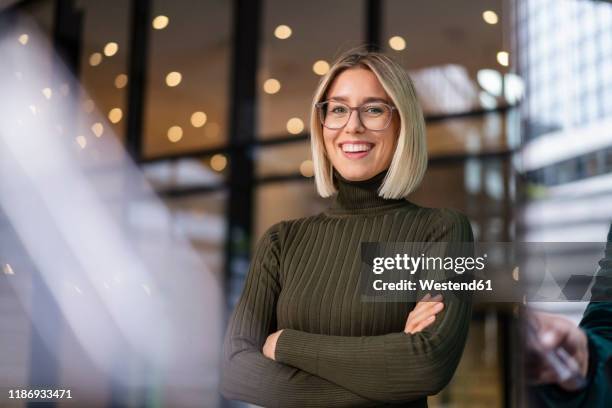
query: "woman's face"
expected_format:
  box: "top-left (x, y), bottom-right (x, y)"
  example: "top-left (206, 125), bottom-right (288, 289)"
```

top-left (322, 67), bottom-right (400, 181)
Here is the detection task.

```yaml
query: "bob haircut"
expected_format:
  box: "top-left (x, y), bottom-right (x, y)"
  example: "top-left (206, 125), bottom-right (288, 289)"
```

top-left (310, 47), bottom-right (428, 199)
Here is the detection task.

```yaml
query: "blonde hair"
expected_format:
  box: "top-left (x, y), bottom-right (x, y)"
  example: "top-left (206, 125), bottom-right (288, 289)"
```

top-left (310, 47), bottom-right (428, 199)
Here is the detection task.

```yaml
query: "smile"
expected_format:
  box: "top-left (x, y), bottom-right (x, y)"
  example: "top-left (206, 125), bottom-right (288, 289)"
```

top-left (339, 142), bottom-right (374, 159)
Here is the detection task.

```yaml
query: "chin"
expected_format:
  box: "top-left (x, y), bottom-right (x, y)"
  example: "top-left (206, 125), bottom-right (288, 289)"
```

top-left (336, 166), bottom-right (374, 182)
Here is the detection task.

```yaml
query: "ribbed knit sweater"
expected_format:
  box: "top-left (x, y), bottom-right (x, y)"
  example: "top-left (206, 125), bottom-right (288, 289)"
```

top-left (221, 170), bottom-right (474, 407)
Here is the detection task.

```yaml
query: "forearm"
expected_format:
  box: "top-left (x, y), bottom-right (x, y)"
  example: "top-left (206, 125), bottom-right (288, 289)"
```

top-left (221, 349), bottom-right (383, 407)
top-left (275, 298), bottom-right (472, 402)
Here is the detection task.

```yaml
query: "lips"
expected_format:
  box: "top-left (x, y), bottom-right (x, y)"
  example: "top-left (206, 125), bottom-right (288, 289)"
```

top-left (339, 142), bottom-right (374, 159)
top-left (340, 142), bottom-right (374, 152)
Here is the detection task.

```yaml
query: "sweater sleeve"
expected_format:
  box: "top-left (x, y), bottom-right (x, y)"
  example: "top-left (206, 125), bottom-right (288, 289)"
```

top-left (220, 223), bottom-right (383, 408)
top-left (275, 210), bottom-right (474, 403)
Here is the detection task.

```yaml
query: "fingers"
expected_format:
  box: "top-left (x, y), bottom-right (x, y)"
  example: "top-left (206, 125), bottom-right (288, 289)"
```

top-left (411, 301), bottom-right (444, 323)
top-left (540, 329), bottom-right (563, 350)
top-left (409, 315), bottom-right (436, 334)
top-left (404, 294), bottom-right (444, 334)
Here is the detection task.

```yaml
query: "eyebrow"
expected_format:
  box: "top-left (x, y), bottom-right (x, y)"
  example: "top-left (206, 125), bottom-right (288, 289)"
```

top-left (328, 96), bottom-right (390, 104)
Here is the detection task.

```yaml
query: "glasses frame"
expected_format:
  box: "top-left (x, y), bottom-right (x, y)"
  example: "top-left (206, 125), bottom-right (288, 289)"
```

top-left (315, 100), bottom-right (397, 131)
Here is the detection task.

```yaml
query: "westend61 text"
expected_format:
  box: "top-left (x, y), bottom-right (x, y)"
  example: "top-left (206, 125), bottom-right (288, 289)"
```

top-left (372, 279), bottom-right (493, 291)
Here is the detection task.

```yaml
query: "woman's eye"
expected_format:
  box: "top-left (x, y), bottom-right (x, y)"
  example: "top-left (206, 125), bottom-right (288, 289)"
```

top-left (331, 106), bottom-right (347, 114)
top-left (365, 106), bottom-right (383, 114)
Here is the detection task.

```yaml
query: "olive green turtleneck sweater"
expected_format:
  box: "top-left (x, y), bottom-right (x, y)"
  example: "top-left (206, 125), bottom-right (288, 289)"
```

top-left (221, 171), bottom-right (474, 407)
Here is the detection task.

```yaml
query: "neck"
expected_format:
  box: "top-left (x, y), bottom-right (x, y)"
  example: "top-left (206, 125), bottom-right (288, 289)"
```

top-left (329, 169), bottom-right (406, 213)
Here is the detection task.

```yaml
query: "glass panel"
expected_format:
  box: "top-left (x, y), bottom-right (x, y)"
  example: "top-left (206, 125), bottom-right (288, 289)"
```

top-left (144, 0), bottom-right (231, 158)
top-left (142, 155), bottom-right (228, 191)
top-left (255, 141), bottom-right (312, 178)
top-left (258, 0), bottom-right (365, 139)
top-left (255, 181), bottom-right (327, 239)
top-left (78, 0), bottom-right (131, 142)
top-left (427, 111), bottom-right (510, 158)
top-left (384, 0), bottom-right (505, 115)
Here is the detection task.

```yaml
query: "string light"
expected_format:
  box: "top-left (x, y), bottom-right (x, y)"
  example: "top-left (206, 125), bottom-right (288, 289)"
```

top-left (190, 111), bottom-right (207, 127)
top-left (497, 51), bottom-right (509, 67)
top-left (89, 52), bottom-right (102, 66)
top-left (114, 74), bottom-right (128, 89)
top-left (167, 125), bottom-right (183, 142)
top-left (108, 108), bottom-right (123, 124)
top-left (204, 122), bottom-right (220, 138)
top-left (76, 135), bottom-right (87, 149)
top-left (18, 34), bottom-right (28, 45)
top-left (312, 60), bottom-right (330, 76)
top-left (91, 122), bottom-right (103, 137)
top-left (482, 10), bottom-right (499, 25)
top-left (388, 36), bottom-right (406, 51)
top-left (299, 160), bottom-right (314, 177)
top-left (286, 118), bottom-right (304, 134)
top-left (42, 88), bottom-right (52, 99)
top-left (104, 42), bottom-right (118, 57)
top-left (210, 154), bottom-right (227, 171)
top-left (263, 78), bottom-right (281, 94)
top-left (274, 25), bottom-right (292, 39)
top-left (152, 15), bottom-right (169, 30)
top-left (165, 71), bottom-right (182, 87)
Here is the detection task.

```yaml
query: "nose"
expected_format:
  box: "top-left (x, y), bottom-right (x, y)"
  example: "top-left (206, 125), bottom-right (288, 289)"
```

top-left (344, 109), bottom-right (365, 134)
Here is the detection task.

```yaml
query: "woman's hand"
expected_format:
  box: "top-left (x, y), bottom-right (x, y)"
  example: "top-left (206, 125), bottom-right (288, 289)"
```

top-left (404, 294), bottom-right (444, 334)
top-left (263, 329), bottom-right (284, 360)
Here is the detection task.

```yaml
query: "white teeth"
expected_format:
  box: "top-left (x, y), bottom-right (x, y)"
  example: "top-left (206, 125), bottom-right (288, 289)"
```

top-left (342, 143), bottom-right (372, 153)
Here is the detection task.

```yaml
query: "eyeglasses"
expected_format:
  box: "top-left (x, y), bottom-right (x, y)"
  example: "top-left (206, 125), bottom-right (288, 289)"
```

top-left (315, 100), bottom-right (396, 131)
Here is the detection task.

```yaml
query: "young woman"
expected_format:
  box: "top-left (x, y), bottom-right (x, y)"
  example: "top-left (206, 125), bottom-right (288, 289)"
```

top-left (221, 48), bottom-right (473, 407)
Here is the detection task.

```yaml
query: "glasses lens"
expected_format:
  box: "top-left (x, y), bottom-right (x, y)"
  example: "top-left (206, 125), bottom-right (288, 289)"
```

top-left (359, 103), bottom-right (392, 131)
top-left (319, 101), bottom-right (349, 129)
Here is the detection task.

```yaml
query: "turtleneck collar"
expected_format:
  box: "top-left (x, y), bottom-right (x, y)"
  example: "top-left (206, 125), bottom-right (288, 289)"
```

top-left (327, 169), bottom-right (408, 214)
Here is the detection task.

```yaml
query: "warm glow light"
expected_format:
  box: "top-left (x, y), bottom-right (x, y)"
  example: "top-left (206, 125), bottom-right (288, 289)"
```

top-left (477, 69), bottom-right (503, 96)
top-left (274, 25), bottom-right (292, 39)
top-left (482, 10), bottom-right (499, 25)
top-left (114, 74), bottom-right (128, 89)
top-left (167, 126), bottom-right (183, 142)
top-left (83, 99), bottom-right (95, 113)
top-left (76, 135), bottom-right (87, 149)
top-left (190, 111), bottom-right (207, 127)
top-left (18, 34), bottom-right (28, 45)
top-left (165, 71), bottom-right (182, 87)
top-left (210, 154), bottom-right (227, 171)
top-left (312, 60), bottom-right (330, 76)
top-left (108, 108), bottom-right (123, 124)
top-left (497, 51), bottom-right (509, 67)
top-left (299, 160), bottom-right (314, 177)
top-left (204, 122), bottom-right (220, 139)
top-left (91, 122), bottom-right (103, 137)
top-left (152, 15), bottom-right (169, 30)
top-left (388, 36), bottom-right (406, 51)
top-left (89, 52), bottom-right (102, 66)
top-left (286, 117), bottom-right (304, 134)
top-left (512, 267), bottom-right (519, 281)
top-left (29, 105), bottom-right (37, 115)
top-left (263, 78), bottom-right (281, 94)
top-left (42, 88), bottom-right (52, 100)
top-left (3, 264), bottom-right (15, 275)
top-left (104, 42), bottom-right (119, 57)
